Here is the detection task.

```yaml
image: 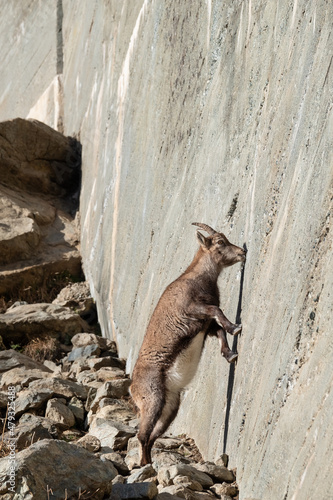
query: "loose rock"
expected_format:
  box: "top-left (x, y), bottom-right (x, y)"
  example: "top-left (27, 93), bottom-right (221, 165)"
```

top-left (45, 398), bottom-right (76, 429)
top-left (111, 481), bottom-right (158, 500)
top-left (0, 439), bottom-right (117, 500)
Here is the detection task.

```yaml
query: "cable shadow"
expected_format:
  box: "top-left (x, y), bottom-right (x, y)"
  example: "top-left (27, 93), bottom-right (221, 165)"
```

top-left (223, 243), bottom-right (247, 454)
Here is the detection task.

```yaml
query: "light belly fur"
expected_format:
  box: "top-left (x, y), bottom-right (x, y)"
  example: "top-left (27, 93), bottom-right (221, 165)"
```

top-left (166, 331), bottom-right (205, 392)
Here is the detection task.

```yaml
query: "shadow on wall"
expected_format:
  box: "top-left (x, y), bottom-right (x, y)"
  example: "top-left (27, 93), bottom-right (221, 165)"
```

top-left (223, 243), bottom-right (247, 454)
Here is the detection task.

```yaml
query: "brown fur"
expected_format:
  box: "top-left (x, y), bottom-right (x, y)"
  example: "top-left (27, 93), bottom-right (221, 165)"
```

top-left (130, 223), bottom-right (246, 465)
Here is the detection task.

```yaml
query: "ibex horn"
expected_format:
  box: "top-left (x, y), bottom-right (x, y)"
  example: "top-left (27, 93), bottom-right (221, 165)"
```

top-left (192, 222), bottom-right (217, 235)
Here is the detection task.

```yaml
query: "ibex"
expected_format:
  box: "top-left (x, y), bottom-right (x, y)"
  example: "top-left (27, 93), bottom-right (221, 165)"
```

top-left (130, 222), bottom-right (246, 465)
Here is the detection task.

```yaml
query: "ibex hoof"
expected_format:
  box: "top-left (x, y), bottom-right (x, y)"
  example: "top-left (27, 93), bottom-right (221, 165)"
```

top-left (223, 351), bottom-right (238, 363)
top-left (228, 323), bottom-right (242, 335)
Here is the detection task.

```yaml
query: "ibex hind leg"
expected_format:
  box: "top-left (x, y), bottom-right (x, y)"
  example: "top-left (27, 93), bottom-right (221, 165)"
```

top-left (148, 390), bottom-right (181, 446)
top-left (137, 402), bottom-right (164, 465)
top-left (133, 381), bottom-right (165, 466)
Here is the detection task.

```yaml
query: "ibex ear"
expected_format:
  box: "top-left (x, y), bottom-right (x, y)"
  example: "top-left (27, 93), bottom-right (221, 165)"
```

top-left (197, 231), bottom-right (210, 248)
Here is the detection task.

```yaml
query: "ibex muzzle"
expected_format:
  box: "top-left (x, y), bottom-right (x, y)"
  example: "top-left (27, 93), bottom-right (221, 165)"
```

top-left (130, 223), bottom-right (246, 466)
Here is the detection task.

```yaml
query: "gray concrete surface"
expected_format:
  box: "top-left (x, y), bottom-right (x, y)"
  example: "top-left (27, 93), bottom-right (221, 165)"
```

top-left (0, 1), bottom-right (332, 498)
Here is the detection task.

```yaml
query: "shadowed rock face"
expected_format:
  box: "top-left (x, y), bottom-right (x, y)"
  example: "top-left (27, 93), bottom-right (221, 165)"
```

top-left (0, 2), bottom-right (332, 499)
top-left (0, 118), bottom-right (81, 198)
top-left (0, 119), bottom-right (82, 296)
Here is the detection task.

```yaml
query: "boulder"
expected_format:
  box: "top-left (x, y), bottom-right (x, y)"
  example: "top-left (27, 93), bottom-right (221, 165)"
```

top-left (68, 343), bottom-right (101, 361)
top-left (0, 349), bottom-right (52, 373)
top-left (70, 332), bottom-right (109, 349)
top-left (89, 418), bottom-right (136, 450)
top-left (157, 465), bottom-right (213, 489)
top-left (76, 370), bottom-right (103, 387)
top-left (125, 438), bottom-right (192, 471)
top-left (45, 398), bottom-right (76, 429)
top-left (0, 439), bottom-right (117, 500)
top-left (68, 396), bottom-right (85, 423)
top-left (0, 119), bottom-right (81, 197)
top-left (193, 463), bottom-right (235, 483)
top-left (100, 452), bottom-right (129, 475)
top-left (76, 434), bottom-right (101, 453)
top-left (28, 376), bottom-right (88, 400)
top-left (0, 303), bottom-right (89, 346)
top-left (173, 475), bottom-right (203, 492)
top-left (90, 380), bottom-right (131, 411)
top-left (211, 483), bottom-right (238, 497)
top-left (0, 119), bottom-right (82, 298)
top-left (127, 464), bottom-right (156, 484)
top-left (0, 366), bottom-right (52, 391)
top-left (94, 398), bottom-right (136, 424)
top-left (0, 216), bottom-right (40, 265)
top-left (3, 413), bottom-right (57, 450)
top-left (15, 388), bottom-right (54, 417)
top-left (52, 282), bottom-right (96, 323)
top-left (111, 482), bottom-right (158, 500)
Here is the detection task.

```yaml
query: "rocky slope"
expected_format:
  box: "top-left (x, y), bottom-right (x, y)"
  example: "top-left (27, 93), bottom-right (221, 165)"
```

top-left (0, 324), bottom-right (239, 500)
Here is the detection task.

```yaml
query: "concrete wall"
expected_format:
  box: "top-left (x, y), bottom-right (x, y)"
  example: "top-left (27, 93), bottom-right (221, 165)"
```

top-left (1, 1), bottom-right (332, 498)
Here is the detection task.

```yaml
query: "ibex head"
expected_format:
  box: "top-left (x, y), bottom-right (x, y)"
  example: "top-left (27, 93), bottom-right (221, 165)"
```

top-left (192, 222), bottom-right (246, 269)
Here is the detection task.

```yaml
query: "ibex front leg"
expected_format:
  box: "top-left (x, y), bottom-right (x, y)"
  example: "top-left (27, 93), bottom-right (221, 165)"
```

top-left (190, 304), bottom-right (242, 335)
top-left (216, 328), bottom-right (238, 363)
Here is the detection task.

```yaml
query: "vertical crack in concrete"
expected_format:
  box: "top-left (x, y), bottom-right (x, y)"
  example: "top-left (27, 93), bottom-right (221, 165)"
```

top-left (223, 250), bottom-right (247, 454)
top-left (57, 0), bottom-right (64, 74)
top-left (56, 0), bottom-right (64, 133)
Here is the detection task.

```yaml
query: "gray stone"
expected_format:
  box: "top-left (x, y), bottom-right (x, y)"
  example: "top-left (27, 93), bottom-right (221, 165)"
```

top-left (28, 376), bottom-right (88, 400)
top-left (111, 482), bottom-right (158, 500)
top-left (90, 380), bottom-right (131, 411)
top-left (89, 418), bottom-right (136, 450)
top-left (85, 387), bottom-right (98, 411)
top-left (95, 399), bottom-right (136, 424)
top-left (69, 356), bottom-right (90, 378)
top-left (193, 463), bottom-right (235, 484)
top-left (88, 357), bottom-right (125, 373)
top-left (158, 465), bottom-right (213, 489)
top-left (45, 398), bottom-right (76, 429)
top-left (0, 349), bottom-right (52, 373)
top-left (4, 413), bottom-right (57, 450)
top-left (0, 216), bottom-right (40, 265)
top-left (0, 439), bottom-right (116, 499)
top-left (127, 464), bottom-right (156, 483)
top-left (155, 494), bottom-right (185, 500)
top-left (70, 331), bottom-right (108, 349)
top-left (211, 483), bottom-right (238, 498)
top-left (0, 366), bottom-right (52, 390)
top-left (157, 485), bottom-right (192, 499)
top-left (113, 474), bottom-right (126, 485)
top-left (100, 452), bottom-right (129, 475)
top-left (68, 395), bottom-right (85, 423)
top-left (15, 388), bottom-right (54, 416)
top-left (76, 370), bottom-right (102, 387)
top-left (0, 303), bottom-right (88, 345)
top-left (68, 343), bottom-right (101, 361)
top-left (53, 282), bottom-right (96, 318)
top-left (76, 434), bottom-right (101, 452)
top-left (125, 437), bottom-right (192, 471)
top-left (173, 476), bottom-right (203, 492)
top-left (43, 359), bottom-right (61, 373)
